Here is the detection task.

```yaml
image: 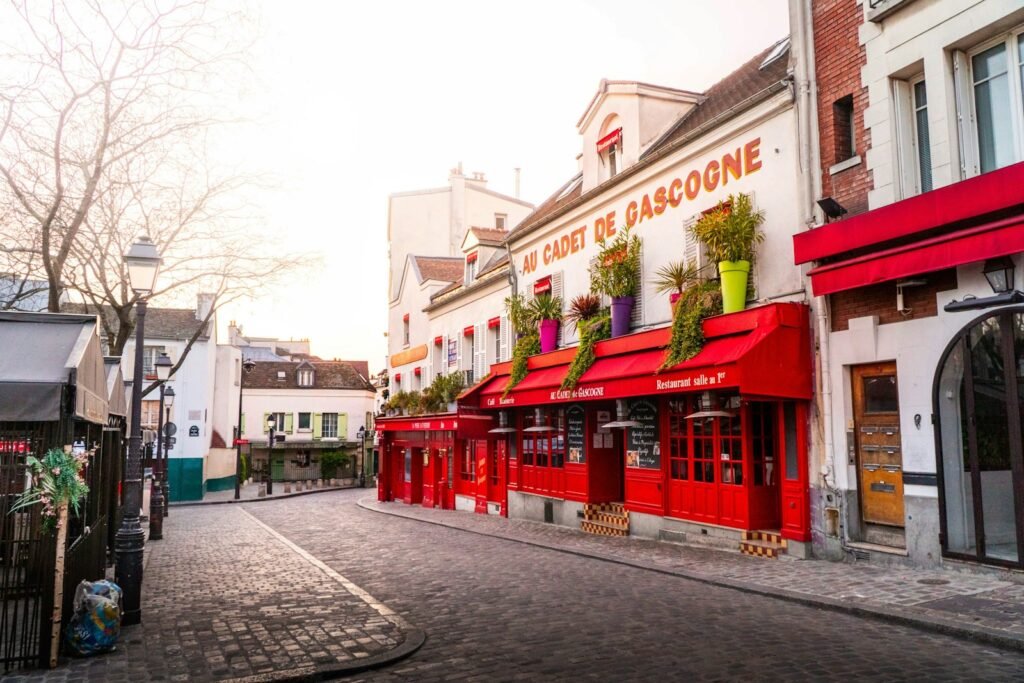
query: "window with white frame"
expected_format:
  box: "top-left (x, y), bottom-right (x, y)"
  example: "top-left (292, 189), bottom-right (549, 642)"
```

top-left (495, 213), bottom-right (507, 230)
top-left (140, 400), bottom-right (160, 429)
top-left (959, 32), bottom-right (1024, 176)
top-left (912, 78), bottom-right (933, 192)
top-left (402, 316), bottom-right (410, 346)
top-left (269, 412), bottom-right (286, 431)
top-left (894, 74), bottom-right (933, 197)
top-left (465, 253), bottom-right (478, 286)
top-left (297, 368), bottom-right (314, 387)
top-left (298, 412), bottom-right (311, 431)
top-left (492, 322), bottom-right (501, 365)
top-left (142, 345), bottom-right (166, 379)
top-left (322, 412), bottom-right (338, 439)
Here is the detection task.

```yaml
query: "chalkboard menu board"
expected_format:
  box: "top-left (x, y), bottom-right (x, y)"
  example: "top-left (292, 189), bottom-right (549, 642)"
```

top-left (626, 399), bottom-right (660, 469)
top-left (566, 404), bottom-right (585, 464)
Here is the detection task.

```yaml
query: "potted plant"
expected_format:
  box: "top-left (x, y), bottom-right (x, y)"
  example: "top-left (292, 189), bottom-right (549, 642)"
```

top-left (688, 192), bottom-right (764, 314)
top-left (651, 259), bottom-right (699, 306)
top-left (528, 293), bottom-right (562, 353)
top-left (590, 226), bottom-right (641, 337)
top-left (561, 294), bottom-right (611, 390)
top-left (564, 293), bottom-right (603, 332)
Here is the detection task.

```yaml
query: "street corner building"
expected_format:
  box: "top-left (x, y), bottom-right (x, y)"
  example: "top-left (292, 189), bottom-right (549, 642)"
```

top-left (378, 37), bottom-right (821, 557)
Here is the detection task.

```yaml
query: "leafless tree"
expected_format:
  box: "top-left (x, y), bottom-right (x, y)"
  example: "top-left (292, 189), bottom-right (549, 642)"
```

top-left (0, 0), bottom-right (251, 311)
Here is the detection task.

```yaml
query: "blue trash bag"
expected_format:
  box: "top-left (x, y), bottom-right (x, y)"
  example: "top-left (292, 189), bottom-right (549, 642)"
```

top-left (64, 580), bottom-right (122, 656)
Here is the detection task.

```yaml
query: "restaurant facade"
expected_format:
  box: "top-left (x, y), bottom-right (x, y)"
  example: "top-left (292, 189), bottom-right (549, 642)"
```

top-left (379, 39), bottom-right (825, 557)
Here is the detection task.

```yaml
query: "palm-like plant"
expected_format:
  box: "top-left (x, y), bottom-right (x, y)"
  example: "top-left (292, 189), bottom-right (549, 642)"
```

top-left (651, 259), bottom-right (699, 296)
top-left (564, 293), bottom-right (603, 331)
top-left (528, 293), bottom-right (562, 322)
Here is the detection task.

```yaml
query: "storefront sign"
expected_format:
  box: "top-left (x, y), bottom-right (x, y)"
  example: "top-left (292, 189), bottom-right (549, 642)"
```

top-left (448, 339), bottom-right (458, 365)
top-left (520, 137), bottom-right (763, 275)
top-left (566, 404), bottom-right (585, 464)
top-left (626, 399), bottom-right (659, 469)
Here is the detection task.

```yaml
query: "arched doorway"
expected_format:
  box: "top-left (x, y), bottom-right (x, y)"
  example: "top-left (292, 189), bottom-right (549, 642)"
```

top-left (935, 306), bottom-right (1024, 568)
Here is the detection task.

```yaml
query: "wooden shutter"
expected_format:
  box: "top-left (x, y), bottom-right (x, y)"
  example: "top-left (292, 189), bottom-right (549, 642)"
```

top-left (499, 314), bottom-right (510, 363)
top-left (339, 413), bottom-right (348, 441)
top-left (630, 245), bottom-right (644, 330)
top-left (263, 412), bottom-right (270, 433)
top-left (313, 412), bottom-right (323, 439)
top-left (284, 413), bottom-right (294, 434)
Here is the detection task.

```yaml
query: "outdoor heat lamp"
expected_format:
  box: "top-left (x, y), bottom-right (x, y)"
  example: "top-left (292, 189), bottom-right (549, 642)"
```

top-left (125, 234), bottom-right (162, 295)
top-left (488, 410), bottom-right (518, 434)
top-left (601, 399), bottom-right (641, 429)
top-left (983, 256), bottom-right (1016, 294)
top-left (523, 407), bottom-right (555, 433)
top-left (685, 391), bottom-right (733, 420)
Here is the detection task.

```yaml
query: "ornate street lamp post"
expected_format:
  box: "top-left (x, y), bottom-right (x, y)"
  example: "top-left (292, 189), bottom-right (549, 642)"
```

top-left (149, 353), bottom-right (173, 540)
top-left (116, 234), bottom-right (161, 626)
top-left (162, 385), bottom-right (174, 517)
top-left (235, 358), bottom-right (256, 500)
top-left (356, 426), bottom-right (369, 487)
top-left (266, 415), bottom-right (276, 495)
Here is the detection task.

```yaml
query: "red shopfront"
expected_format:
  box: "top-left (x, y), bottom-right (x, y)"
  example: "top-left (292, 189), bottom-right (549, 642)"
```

top-left (461, 302), bottom-right (814, 542)
top-left (376, 411), bottom-right (508, 516)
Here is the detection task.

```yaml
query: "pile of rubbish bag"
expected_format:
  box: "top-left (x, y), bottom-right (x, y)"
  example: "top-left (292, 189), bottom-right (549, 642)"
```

top-left (65, 580), bottom-right (122, 656)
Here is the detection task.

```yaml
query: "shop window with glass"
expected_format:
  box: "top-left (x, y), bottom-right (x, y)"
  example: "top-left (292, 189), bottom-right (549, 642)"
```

top-left (518, 409), bottom-right (566, 494)
top-left (937, 308), bottom-right (1024, 568)
top-left (961, 33), bottom-right (1024, 175)
top-left (692, 411), bottom-right (715, 483)
top-left (750, 402), bottom-right (777, 487)
top-left (668, 398), bottom-right (690, 480)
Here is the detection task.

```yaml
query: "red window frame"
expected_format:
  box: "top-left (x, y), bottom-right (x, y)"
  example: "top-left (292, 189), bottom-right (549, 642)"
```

top-left (518, 409), bottom-right (566, 496)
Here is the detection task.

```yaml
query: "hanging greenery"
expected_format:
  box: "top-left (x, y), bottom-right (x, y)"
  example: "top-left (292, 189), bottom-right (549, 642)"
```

top-left (561, 311), bottom-right (611, 390)
top-left (504, 292), bottom-right (536, 336)
top-left (505, 332), bottom-right (539, 396)
top-left (662, 280), bottom-right (722, 369)
top-left (421, 371), bottom-right (467, 413)
top-left (503, 292), bottom-right (541, 396)
top-left (10, 447), bottom-right (91, 533)
top-left (590, 226), bottom-right (642, 299)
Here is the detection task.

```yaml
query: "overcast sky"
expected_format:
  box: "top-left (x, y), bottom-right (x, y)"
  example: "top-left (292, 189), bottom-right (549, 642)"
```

top-left (221, 0), bottom-right (790, 372)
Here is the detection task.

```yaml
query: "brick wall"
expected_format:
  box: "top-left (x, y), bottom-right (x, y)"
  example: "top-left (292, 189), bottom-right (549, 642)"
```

top-left (813, 0), bottom-right (872, 217)
top-left (830, 269), bottom-right (958, 331)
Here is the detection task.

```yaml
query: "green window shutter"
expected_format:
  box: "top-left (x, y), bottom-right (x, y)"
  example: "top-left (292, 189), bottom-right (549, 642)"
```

top-left (284, 413), bottom-right (294, 434)
top-left (338, 413), bottom-right (348, 441)
top-left (313, 412), bottom-right (323, 439)
top-left (241, 413), bottom-right (246, 435)
top-left (263, 412), bottom-right (270, 433)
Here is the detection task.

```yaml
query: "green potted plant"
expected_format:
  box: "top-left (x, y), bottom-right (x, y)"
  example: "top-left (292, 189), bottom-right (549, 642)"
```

top-left (504, 293), bottom-right (540, 395)
top-left (561, 294), bottom-right (611, 390)
top-left (651, 259), bottom-right (699, 306)
top-left (564, 293), bottom-right (603, 332)
top-left (590, 226), bottom-right (641, 337)
top-left (688, 192), bottom-right (764, 313)
top-left (528, 293), bottom-right (563, 353)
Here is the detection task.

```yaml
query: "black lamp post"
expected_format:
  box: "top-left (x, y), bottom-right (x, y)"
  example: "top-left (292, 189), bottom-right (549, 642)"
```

top-left (116, 234), bottom-right (161, 626)
top-left (162, 385), bottom-right (174, 517)
top-left (266, 415), bottom-right (276, 495)
top-left (235, 358), bottom-right (256, 500)
top-left (356, 426), bottom-right (369, 487)
top-left (148, 353), bottom-right (172, 541)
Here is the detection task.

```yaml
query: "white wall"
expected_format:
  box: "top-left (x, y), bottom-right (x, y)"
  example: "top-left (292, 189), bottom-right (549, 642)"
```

top-left (388, 188), bottom-right (452, 298)
top-left (213, 344), bottom-right (241, 445)
top-left (241, 388), bottom-right (375, 443)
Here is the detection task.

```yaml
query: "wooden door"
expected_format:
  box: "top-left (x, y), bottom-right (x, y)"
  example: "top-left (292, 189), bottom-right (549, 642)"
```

top-left (852, 363), bottom-right (904, 527)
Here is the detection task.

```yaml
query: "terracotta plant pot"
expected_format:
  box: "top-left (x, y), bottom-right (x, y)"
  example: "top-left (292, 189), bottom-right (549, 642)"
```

top-left (610, 296), bottom-right (634, 337)
top-left (539, 319), bottom-right (559, 353)
top-left (719, 260), bottom-right (750, 313)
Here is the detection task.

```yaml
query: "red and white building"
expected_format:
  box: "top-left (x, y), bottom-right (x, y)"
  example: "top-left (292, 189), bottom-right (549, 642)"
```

top-left (380, 39), bottom-right (824, 556)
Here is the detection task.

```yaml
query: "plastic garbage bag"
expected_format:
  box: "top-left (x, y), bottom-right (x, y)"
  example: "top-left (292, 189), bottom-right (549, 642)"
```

top-left (64, 580), bottom-right (122, 656)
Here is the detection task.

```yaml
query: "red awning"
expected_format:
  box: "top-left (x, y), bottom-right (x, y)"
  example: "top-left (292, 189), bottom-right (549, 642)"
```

top-left (393, 373), bottom-right (401, 382)
top-left (433, 336), bottom-right (443, 346)
top-left (596, 127), bottom-right (622, 153)
top-left (464, 302), bottom-right (811, 408)
top-left (808, 215), bottom-right (1024, 296)
top-left (402, 313), bottom-right (409, 322)
top-left (414, 367), bottom-right (422, 376)
top-left (487, 316), bottom-right (501, 329)
top-left (463, 325), bottom-right (474, 337)
top-left (467, 252), bottom-right (478, 264)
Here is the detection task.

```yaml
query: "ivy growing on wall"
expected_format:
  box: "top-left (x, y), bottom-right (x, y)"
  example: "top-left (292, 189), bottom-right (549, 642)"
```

top-left (662, 280), bottom-right (721, 369)
top-left (505, 332), bottom-right (540, 396)
top-left (560, 312), bottom-right (610, 390)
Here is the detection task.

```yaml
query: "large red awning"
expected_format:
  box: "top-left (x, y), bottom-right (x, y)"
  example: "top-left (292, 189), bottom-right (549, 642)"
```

top-left (808, 215), bottom-right (1024, 296)
top-left (466, 302), bottom-right (811, 408)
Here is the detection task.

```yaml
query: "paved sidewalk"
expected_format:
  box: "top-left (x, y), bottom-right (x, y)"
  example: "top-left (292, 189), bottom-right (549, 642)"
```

top-left (173, 480), bottom-right (367, 506)
top-left (360, 498), bottom-right (1024, 652)
top-left (8, 505), bottom-right (422, 683)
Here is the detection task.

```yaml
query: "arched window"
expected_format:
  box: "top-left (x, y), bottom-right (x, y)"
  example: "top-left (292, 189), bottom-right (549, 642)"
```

top-left (935, 306), bottom-right (1024, 568)
top-left (597, 113), bottom-right (622, 180)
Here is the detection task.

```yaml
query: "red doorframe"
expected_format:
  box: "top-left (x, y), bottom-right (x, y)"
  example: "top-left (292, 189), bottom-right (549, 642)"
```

top-left (779, 401), bottom-right (811, 541)
top-left (488, 439), bottom-right (508, 515)
top-left (474, 440), bottom-right (489, 514)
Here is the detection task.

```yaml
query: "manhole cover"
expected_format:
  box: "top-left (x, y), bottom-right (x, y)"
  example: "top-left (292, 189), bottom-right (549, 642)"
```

top-left (917, 578), bottom-right (950, 586)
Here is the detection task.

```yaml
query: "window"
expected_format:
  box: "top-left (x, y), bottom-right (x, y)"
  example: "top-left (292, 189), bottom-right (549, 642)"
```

top-left (495, 213), bottom-right (507, 230)
top-left (402, 316), bottom-right (410, 346)
top-left (269, 412), bottom-right (286, 431)
top-left (140, 400), bottom-right (161, 429)
top-left (142, 346), bottom-right (166, 379)
top-left (460, 442), bottom-right (474, 481)
top-left (750, 402), bottom-right (777, 487)
top-left (912, 79), bottom-right (932, 192)
top-left (669, 398), bottom-right (690, 480)
top-left (298, 412), bottom-right (311, 431)
top-left (492, 323), bottom-right (501, 364)
top-left (520, 409), bottom-right (565, 469)
top-left (322, 412), bottom-right (338, 439)
top-left (833, 95), bottom-right (855, 162)
top-left (607, 144), bottom-right (618, 177)
top-left (297, 368), bottom-right (314, 387)
top-left (959, 32), bottom-right (1024, 176)
top-left (465, 255), bottom-right (478, 286)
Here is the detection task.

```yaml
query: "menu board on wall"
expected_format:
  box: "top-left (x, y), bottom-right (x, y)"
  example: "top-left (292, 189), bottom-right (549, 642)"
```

top-left (566, 404), bottom-right (585, 464)
top-left (626, 399), bottom-right (660, 469)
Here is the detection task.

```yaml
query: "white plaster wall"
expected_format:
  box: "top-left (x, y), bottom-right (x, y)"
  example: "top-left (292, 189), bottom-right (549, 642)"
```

top-left (464, 185), bottom-right (533, 231)
top-left (511, 96), bottom-right (804, 332)
top-left (241, 388), bottom-right (376, 443)
top-left (388, 189), bottom-right (453, 297)
top-left (212, 345), bottom-right (241, 445)
top-left (861, 0), bottom-right (1024, 209)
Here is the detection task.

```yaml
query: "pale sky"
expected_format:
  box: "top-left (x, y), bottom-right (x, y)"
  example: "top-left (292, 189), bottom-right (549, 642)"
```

top-left (220, 0), bottom-right (790, 373)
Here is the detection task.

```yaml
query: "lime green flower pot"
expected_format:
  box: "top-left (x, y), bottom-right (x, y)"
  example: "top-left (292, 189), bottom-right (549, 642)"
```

top-left (719, 260), bottom-right (750, 314)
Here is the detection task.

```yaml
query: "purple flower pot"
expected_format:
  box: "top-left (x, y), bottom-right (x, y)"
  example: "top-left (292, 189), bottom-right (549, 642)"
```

top-left (610, 296), bottom-right (634, 337)
top-left (539, 319), bottom-right (559, 353)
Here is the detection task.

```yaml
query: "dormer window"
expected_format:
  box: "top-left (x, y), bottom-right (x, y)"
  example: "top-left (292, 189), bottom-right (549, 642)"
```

top-left (276, 371), bottom-right (286, 381)
top-left (495, 213), bottom-right (507, 230)
top-left (597, 126), bottom-right (622, 180)
top-left (466, 251), bottom-right (479, 285)
top-left (298, 369), bottom-right (314, 387)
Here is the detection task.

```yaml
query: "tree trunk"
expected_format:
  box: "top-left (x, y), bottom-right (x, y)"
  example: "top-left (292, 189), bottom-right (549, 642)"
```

top-left (49, 502), bottom-right (69, 668)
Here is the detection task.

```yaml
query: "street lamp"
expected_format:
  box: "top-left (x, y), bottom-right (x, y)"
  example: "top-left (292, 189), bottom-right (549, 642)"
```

top-left (356, 426), bottom-right (369, 487)
top-left (162, 385), bottom-right (174, 518)
top-left (148, 352), bottom-right (173, 541)
top-left (235, 358), bottom-right (256, 500)
top-left (266, 414), bottom-right (277, 496)
top-left (116, 234), bottom-right (161, 627)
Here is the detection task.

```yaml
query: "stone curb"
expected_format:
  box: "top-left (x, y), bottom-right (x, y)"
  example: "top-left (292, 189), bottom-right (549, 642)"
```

top-left (171, 485), bottom-right (368, 507)
top-left (358, 498), bottom-right (1024, 654)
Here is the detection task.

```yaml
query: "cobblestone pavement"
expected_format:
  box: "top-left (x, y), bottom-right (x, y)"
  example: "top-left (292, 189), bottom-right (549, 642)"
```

top-left (359, 496), bottom-right (1024, 643)
top-left (180, 480), bottom-right (353, 505)
top-left (240, 490), bottom-right (1024, 681)
top-left (5, 504), bottom-right (419, 683)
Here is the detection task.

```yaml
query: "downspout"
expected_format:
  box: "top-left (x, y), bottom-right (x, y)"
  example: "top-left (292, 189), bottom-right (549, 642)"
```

top-left (791, 0), bottom-right (841, 550)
